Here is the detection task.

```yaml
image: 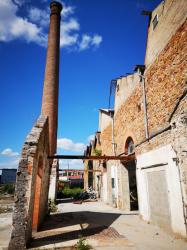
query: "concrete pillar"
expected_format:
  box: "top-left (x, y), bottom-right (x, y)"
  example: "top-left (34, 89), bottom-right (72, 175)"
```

top-left (41, 1), bottom-right (62, 156)
top-left (84, 160), bottom-right (89, 190)
top-left (49, 159), bottom-right (59, 201)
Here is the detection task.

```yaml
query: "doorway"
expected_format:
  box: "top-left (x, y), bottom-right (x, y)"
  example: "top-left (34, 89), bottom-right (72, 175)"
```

top-left (124, 137), bottom-right (139, 211)
top-left (125, 160), bottom-right (138, 210)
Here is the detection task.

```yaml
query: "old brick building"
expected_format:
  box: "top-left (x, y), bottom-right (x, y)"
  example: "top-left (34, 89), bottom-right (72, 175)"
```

top-left (85, 0), bottom-right (187, 236)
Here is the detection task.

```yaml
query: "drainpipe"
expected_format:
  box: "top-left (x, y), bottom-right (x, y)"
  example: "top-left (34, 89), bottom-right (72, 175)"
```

top-left (111, 111), bottom-right (117, 156)
top-left (173, 152), bottom-right (187, 235)
top-left (110, 110), bottom-right (118, 207)
top-left (139, 73), bottom-right (149, 139)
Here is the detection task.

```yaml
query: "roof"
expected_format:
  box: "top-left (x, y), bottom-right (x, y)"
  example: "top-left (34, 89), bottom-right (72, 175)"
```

top-left (0, 168), bottom-right (17, 171)
top-left (59, 169), bottom-right (84, 172)
top-left (99, 109), bottom-right (114, 115)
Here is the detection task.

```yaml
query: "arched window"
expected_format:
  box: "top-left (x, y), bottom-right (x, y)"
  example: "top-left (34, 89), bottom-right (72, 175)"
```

top-left (125, 137), bottom-right (135, 155)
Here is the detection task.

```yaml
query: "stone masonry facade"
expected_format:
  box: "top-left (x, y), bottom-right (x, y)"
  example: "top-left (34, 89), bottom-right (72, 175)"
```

top-left (110, 18), bottom-right (187, 156)
top-left (99, 17), bottom-right (187, 162)
top-left (9, 116), bottom-right (50, 249)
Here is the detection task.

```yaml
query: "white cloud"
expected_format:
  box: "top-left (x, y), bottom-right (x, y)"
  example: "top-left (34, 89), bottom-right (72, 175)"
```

top-left (28, 7), bottom-right (49, 27)
top-left (60, 18), bottom-right (79, 47)
top-left (0, 0), bottom-right (47, 45)
top-left (61, 2), bottom-right (75, 18)
top-left (88, 134), bottom-right (95, 142)
top-left (92, 34), bottom-right (102, 47)
top-left (79, 34), bottom-right (102, 51)
top-left (59, 159), bottom-right (83, 170)
top-left (1, 148), bottom-right (19, 157)
top-left (0, 0), bottom-right (102, 50)
top-left (57, 138), bottom-right (86, 152)
top-left (79, 34), bottom-right (92, 50)
top-left (13, 0), bottom-right (27, 6)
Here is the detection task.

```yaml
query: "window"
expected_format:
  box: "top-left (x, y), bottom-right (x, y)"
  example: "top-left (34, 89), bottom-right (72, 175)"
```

top-left (112, 178), bottom-right (115, 188)
top-left (128, 140), bottom-right (134, 154)
top-left (152, 14), bottom-right (158, 30)
top-left (125, 137), bottom-right (135, 155)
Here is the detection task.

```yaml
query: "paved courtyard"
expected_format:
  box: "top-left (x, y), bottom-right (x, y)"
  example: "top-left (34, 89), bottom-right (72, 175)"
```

top-left (29, 200), bottom-right (187, 250)
top-left (0, 200), bottom-right (187, 249)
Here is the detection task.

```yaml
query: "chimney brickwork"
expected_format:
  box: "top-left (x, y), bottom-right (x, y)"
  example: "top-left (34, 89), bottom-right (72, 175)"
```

top-left (41, 1), bottom-right (62, 156)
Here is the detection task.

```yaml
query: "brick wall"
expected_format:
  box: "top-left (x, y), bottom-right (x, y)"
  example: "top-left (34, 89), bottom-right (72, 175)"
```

top-left (102, 18), bottom-right (187, 156)
top-left (100, 18), bottom-right (187, 212)
top-left (145, 0), bottom-right (187, 67)
top-left (101, 124), bottom-right (113, 155)
top-left (8, 116), bottom-right (50, 250)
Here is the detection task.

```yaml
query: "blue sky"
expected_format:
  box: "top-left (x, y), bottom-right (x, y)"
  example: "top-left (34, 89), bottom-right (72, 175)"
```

top-left (0, 0), bottom-right (161, 170)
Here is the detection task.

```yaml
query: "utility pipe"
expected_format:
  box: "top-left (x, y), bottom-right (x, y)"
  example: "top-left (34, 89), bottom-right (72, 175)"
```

top-left (111, 111), bottom-right (117, 156)
top-left (140, 74), bottom-right (149, 139)
top-left (176, 158), bottom-right (187, 235)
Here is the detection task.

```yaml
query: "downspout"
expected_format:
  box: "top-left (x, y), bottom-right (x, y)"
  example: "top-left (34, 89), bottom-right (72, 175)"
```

top-left (110, 110), bottom-right (117, 207)
top-left (139, 73), bottom-right (149, 139)
top-left (111, 111), bottom-right (117, 156)
top-left (175, 157), bottom-right (187, 235)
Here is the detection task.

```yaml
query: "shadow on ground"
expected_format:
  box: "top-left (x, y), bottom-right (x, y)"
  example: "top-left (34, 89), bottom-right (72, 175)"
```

top-left (56, 198), bottom-right (73, 204)
top-left (30, 210), bottom-right (122, 248)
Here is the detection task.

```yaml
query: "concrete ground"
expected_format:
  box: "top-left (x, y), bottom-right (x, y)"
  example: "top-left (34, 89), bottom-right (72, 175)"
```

top-left (29, 200), bottom-right (187, 250)
top-left (0, 212), bottom-right (12, 250)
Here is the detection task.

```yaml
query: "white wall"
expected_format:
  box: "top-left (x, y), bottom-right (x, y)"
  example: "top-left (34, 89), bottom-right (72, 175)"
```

top-left (137, 145), bottom-right (186, 236)
top-left (48, 160), bottom-right (58, 201)
top-left (102, 172), bottom-right (108, 202)
top-left (114, 73), bottom-right (139, 113)
top-left (111, 165), bottom-right (118, 203)
top-left (99, 110), bottom-right (112, 132)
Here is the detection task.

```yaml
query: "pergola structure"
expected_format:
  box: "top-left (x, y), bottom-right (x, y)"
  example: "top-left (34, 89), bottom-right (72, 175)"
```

top-left (48, 154), bottom-right (135, 162)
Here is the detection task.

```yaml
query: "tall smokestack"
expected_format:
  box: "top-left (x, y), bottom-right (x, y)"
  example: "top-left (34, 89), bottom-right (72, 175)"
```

top-left (41, 1), bottom-right (62, 156)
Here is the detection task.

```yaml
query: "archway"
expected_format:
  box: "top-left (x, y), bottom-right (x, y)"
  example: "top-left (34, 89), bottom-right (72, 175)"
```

top-left (124, 137), bottom-right (139, 211)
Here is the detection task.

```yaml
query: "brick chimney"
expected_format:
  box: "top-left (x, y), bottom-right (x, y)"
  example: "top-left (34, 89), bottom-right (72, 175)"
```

top-left (41, 1), bottom-right (62, 156)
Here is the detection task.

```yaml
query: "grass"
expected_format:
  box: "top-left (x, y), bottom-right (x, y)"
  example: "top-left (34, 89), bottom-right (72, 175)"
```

top-left (0, 184), bottom-right (15, 195)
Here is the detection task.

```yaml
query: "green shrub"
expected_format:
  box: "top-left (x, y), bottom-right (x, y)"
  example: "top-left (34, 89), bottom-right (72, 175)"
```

top-left (93, 149), bottom-right (102, 156)
top-left (60, 187), bottom-right (83, 198)
top-left (76, 237), bottom-right (92, 250)
top-left (0, 184), bottom-right (15, 195)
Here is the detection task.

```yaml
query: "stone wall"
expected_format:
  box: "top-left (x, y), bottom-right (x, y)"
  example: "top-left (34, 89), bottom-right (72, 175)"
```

top-left (8, 115), bottom-right (50, 249)
top-left (107, 18), bottom-right (187, 156)
top-left (100, 16), bottom-right (187, 221)
top-left (145, 0), bottom-right (187, 68)
top-left (100, 124), bottom-right (113, 155)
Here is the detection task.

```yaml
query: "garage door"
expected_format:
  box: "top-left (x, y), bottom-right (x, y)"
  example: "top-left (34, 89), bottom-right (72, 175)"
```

top-left (147, 170), bottom-right (171, 229)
